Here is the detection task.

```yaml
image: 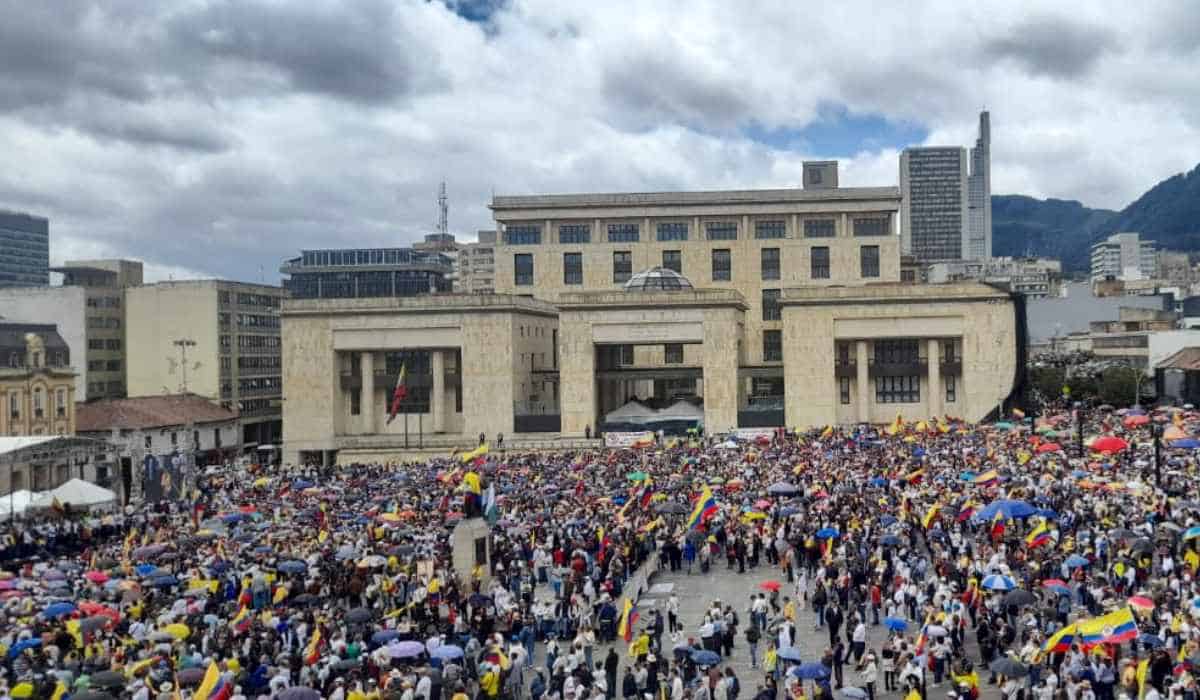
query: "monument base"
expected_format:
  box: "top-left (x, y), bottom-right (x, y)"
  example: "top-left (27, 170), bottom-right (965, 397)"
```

top-left (451, 517), bottom-right (492, 588)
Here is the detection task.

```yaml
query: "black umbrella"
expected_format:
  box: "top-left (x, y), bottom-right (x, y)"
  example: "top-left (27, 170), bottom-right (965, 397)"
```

top-left (1108, 528), bottom-right (1136, 540)
top-left (277, 689), bottom-right (323, 700)
top-left (79, 616), bottom-right (111, 633)
top-left (654, 502), bottom-right (689, 515)
top-left (1131, 538), bottom-right (1155, 554)
top-left (177, 667), bottom-right (207, 686)
top-left (989, 657), bottom-right (1027, 677)
top-left (74, 692), bottom-right (115, 700)
top-left (345, 607), bottom-right (373, 624)
top-left (1003, 590), bottom-right (1037, 607)
top-left (90, 671), bottom-right (126, 689)
top-left (334, 658), bottom-right (362, 671)
top-left (293, 593), bottom-right (319, 605)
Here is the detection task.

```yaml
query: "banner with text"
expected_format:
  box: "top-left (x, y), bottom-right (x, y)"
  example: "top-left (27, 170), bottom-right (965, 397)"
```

top-left (605, 431), bottom-right (656, 449)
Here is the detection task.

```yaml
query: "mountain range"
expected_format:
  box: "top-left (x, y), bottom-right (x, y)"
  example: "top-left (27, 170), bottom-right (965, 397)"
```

top-left (993, 162), bottom-right (1200, 272)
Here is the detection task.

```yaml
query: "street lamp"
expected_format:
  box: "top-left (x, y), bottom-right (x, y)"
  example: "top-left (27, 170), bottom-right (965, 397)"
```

top-left (1074, 401), bottom-right (1085, 458)
top-left (1152, 422), bottom-right (1162, 488)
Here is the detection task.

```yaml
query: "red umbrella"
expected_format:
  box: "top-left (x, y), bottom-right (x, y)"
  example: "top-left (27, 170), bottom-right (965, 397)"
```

top-left (1091, 436), bottom-right (1129, 453)
top-left (759, 580), bottom-right (781, 592)
top-left (1041, 579), bottom-right (1068, 588)
top-left (1128, 596), bottom-right (1155, 610)
top-left (1123, 415), bottom-right (1150, 428)
top-left (1036, 443), bottom-right (1062, 454)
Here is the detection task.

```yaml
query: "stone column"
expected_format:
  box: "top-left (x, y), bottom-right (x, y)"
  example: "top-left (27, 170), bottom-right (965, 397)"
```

top-left (361, 351), bottom-right (375, 434)
top-left (559, 317), bottom-right (596, 436)
top-left (431, 350), bottom-right (446, 433)
top-left (927, 339), bottom-right (942, 419)
top-left (856, 341), bottom-right (870, 424)
top-left (702, 309), bottom-right (739, 433)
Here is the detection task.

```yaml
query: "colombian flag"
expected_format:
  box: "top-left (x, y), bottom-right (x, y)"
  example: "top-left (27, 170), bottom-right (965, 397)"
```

top-left (686, 485), bottom-right (717, 531)
top-left (921, 504), bottom-right (940, 530)
top-left (230, 605), bottom-right (251, 633)
top-left (460, 445), bottom-right (489, 464)
top-left (304, 628), bottom-right (322, 665)
top-left (194, 662), bottom-right (231, 700)
top-left (1043, 623), bottom-right (1076, 654)
top-left (903, 469), bottom-right (925, 484)
top-left (990, 510), bottom-right (1006, 539)
top-left (617, 597), bottom-right (639, 642)
top-left (1025, 519), bottom-right (1051, 548)
top-left (1078, 607), bottom-right (1138, 646)
top-left (973, 470), bottom-right (999, 486)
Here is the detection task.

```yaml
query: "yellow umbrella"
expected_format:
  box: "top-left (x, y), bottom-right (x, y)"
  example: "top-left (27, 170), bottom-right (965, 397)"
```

top-left (11, 682), bottom-right (33, 698)
top-left (378, 513), bottom-right (402, 523)
top-left (164, 623), bottom-right (190, 640)
top-left (741, 512), bottom-right (767, 522)
top-left (253, 477), bottom-right (270, 488)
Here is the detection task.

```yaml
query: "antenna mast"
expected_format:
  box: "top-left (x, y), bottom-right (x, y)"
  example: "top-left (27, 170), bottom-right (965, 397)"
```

top-left (437, 181), bottom-right (449, 235)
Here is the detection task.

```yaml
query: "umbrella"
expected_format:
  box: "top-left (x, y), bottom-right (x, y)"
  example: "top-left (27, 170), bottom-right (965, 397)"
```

top-left (278, 560), bottom-right (307, 574)
top-left (84, 570), bottom-right (109, 584)
top-left (1138, 634), bottom-right (1165, 649)
top-left (993, 421), bottom-right (1014, 431)
top-left (880, 535), bottom-right (901, 546)
top-left (768, 482), bottom-right (800, 496)
top-left (626, 471), bottom-right (649, 482)
top-left (277, 689), bottom-right (322, 700)
top-left (690, 650), bottom-right (721, 666)
top-left (1184, 527), bottom-right (1200, 541)
top-left (293, 593), bottom-right (319, 605)
top-left (431, 645), bottom-right (465, 660)
top-left (334, 658), bottom-right (362, 670)
top-left (1129, 596), bottom-right (1155, 610)
top-left (973, 500), bottom-right (1035, 522)
top-left (1036, 443), bottom-right (1062, 454)
top-left (43, 601), bottom-right (77, 618)
top-left (791, 663), bottom-right (831, 680)
top-left (79, 616), bottom-right (111, 633)
top-left (389, 640), bottom-right (426, 658)
top-left (150, 575), bottom-right (179, 588)
top-left (777, 647), bottom-right (803, 661)
top-left (1170, 438), bottom-right (1200, 449)
top-left (1109, 528), bottom-right (1136, 540)
top-left (1065, 554), bottom-right (1091, 568)
top-left (926, 624), bottom-right (949, 637)
top-left (1003, 590), bottom-right (1036, 607)
top-left (981, 574), bottom-right (1017, 591)
top-left (72, 693), bottom-right (114, 700)
top-left (335, 545), bottom-right (358, 560)
top-left (131, 544), bottom-right (167, 560)
top-left (815, 527), bottom-right (839, 539)
top-left (346, 607), bottom-right (374, 624)
top-left (839, 689), bottom-right (868, 700)
top-left (165, 623), bottom-right (190, 640)
top-left (989, 657), bottom-right (1027, 677)
top-left (177, 668), bottom-right (207, 686)
top-left (883, 617), bottom-right (908, 632)
top-left (879, 515), bottom-right (897, 526)
top-left (655, 502), bottom-right (689, 515)
top-left (6, 638), bottom-right (41, 658)
top-left (760, 580), bottom-right (781, 592)
top-left (1131, 539), bottom-right (1155, 554)
top-left (89, 671), bottom-right (125, 689)
top-left (1091, 436), bottom-right (1129, 454)
top-left (372, 630), bottom-right (401, 644)
top-left (1159, 522), bottom-right (1184, 533)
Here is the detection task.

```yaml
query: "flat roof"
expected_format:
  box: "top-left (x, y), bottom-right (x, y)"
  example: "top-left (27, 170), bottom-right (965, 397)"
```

top-left (282, 293), bottom-right (559, 317)
top-left (780, 282), bottom-right (1012, 305)
top-left (491, 186), bottom-right (901, 211)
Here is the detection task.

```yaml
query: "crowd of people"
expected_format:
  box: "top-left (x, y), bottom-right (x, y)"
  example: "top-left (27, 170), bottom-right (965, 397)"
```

top-left (2, 403), bottom-right (1200, 700)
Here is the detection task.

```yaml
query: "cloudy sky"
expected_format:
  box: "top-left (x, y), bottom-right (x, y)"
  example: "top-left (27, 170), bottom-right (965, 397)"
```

top-left (2, 0), bottom-right (1199, 282)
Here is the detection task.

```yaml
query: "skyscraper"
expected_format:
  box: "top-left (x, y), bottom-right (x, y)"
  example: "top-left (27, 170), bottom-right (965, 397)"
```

top-left (966, 111), bottom-right (992, 260)
top-left (900, 111), bottom-right (992, 263)
top-left (0, 210), bottom-right (49, 288)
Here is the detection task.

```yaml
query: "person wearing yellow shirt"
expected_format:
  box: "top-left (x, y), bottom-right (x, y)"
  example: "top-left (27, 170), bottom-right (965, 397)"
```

top-left (480, 664), bottom-right (501, 699)
top-left (783, 598), bottom-right (796, 622)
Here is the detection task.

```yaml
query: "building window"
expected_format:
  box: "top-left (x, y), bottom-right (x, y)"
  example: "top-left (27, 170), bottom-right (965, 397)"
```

top-left (876, 375), bottom-right (920, 403)
top-left (613, 251), bottom-right (633, 283)
top-left (762, 289), bottom-right (781, 321)
top-left (811, 247), bottom-right (830, 279)
top-left (763, 330), bottom-right (782, 362)
top-left (33, 389), bottom-right (43, 418)
top-left (170, 432), bottom-right (177, 446)
top-left (875, 339), bottom-right (921, 363)
top-left (56, 389), bottom-right (66, 418)
top-left (504, 224), bottom-right (542, 245)
top-left (853, 216), bottom-right (890, 237)
top-left (943, 340), bottom-right (956, 361)
top-left (106, 360), bottom-right (121, 371)
top-left (558, 224), bottom-right (591, 244)
top-left (144, 435), bottom-right (152, 449)
top-left (664, 343), bottom-right (684, 364)
top-left (563, 252), bottom-right (583, 285)
top-left (657, 222), bottom-right (688, 242)
top-left (804, 219), bottom-right (836, 238)
top-left (514, 254), bottom-right (534, 286)
top-left (712, 249), bottom-right (732, 281)
top-left (662, 250), bottom-right (682, 274)
top-left (755, 220), bottom-right (786, 239)
top-left (839, 377), bottom-right (851, 405)
top-left (619, 344), bottom-right (634, 366)
top-left (349, 388), bottom-right (361, 415)
top-left (705, 221), bottom-right (738, 241)
top-left (945, 375), bottom-right (957, 403)
top-left (761, 248), bottom-right (781, 280)
top-left (214, 428), bottom-right (222, 448)
top-left (607, 223), bottom-right (640, 243)
top-left (860, 245), bottom-right (880, 278)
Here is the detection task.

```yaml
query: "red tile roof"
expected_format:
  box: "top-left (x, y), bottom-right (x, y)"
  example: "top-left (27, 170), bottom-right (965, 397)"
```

top-left (1158, 347), bottom-right (1200, 371)
top-left (76, 394), bottom-right (239, 432)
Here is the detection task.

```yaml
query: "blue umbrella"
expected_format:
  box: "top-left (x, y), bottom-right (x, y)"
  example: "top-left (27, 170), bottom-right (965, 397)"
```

top-left (1035, 509), bottom-right (1058, 520)
top-left (293, 479), bottom-right (314, 489)
top-left (1184, 527), bottom-right (1200, 541)
top-left (791, 663), bottom-right (831, 680)
top-left (777, 647), bottom-right (803, 661)
top-left (43, 602), bottom-right (76, 618)
top-left (253, 545), bottom-right (274, 555)
top-left (135, 564), bottom-right (159, 577)
top-left (431, 645), bottom-right (464, 660)
top-left (815, 528), bottom-right (840, 539)
top-left (959, 471), bottom-right (976, 481)
top-left (768, 482), bottom-right (800, 496)
top-left (880, 535), bottom-right (901, 546)
top-left (1171, 439), bottom-right (1200, 449)
top-left (278, 560), bottom-right (307, 574)
top-left (221, 513), bottom-right (245, 524)
top-left (981, 574), bottom-right (1016, 591)
top-left (1065, 554), bottom-right (1091, 568)
top-left (150, 574), bottom-right (179, 588)
top-left (883, 617), bottom-right (908, 632)
top-left (973, 500), bottom-right (1036, 522)
top-left (779, 507), bottom-right (800, 517)
top-left (6, 638), bottom-right (40, 658)
top-left (879, 515), bottom-right (897, 526)
top-left (1046, 584), bottom-right (1072, 597)
top-left (868, 478), bottom-right (888, 488)
top-left (372, 630), bottom-right (401, 644)
top-left (690, 650), bottom-right (721, 666)
top-left (1138, 633), bottom-right (1164, 648)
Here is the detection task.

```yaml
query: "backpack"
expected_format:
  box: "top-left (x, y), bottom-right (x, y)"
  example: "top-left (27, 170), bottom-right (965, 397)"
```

top-left (727, 675), bottom-right (740, 700)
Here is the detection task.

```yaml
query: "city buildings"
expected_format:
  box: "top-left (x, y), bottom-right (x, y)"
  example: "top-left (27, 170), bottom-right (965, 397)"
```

top-left (458, 230), bottom-right (496, 294)
top-left (900, 111), bottom-right (992, 263)
top-left (0, 259), bottom-right (143, 401)
top-left (123, 280), bottom-right (286, 447)
top-left (280, 248), bottom-right (453, 299)
top-left (926, 256), bottom-right (1061, 297)
top-left (281, 165), bottom-right (1022, 464)
top-left (0, 324), bottom-right (77, 437)
top-left (1090, 232), bottom-right (1158, 281)
top-left (76, 394), bottom-right (240, 503)
top-left (0, 210), bottom-right (49, 288)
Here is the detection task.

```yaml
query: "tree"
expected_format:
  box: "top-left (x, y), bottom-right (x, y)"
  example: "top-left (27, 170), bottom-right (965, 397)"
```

top-left (1097, 367), bottom-right (1140, 406)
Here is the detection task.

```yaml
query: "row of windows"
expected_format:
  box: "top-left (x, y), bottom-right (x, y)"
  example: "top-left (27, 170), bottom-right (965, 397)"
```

top-left (505, 216), bottom-right (891, 245)
top-left (5, 388), bottom-right (69, 420)
top-left (87, 338), bottom-right (122, 351)
top-left (239, 376), bottom-right (282, 393)
top-left (86, 317), bottom-right (121, 329)
top-left (236, 293), bottom-right (281, 308)
top-left (531, 245), bottom-right (882, 286)
top-left (6, 351), bottom-right (67, 368)
top-left (86, 381), bottom-right (123, 396)
top-left (86, 359), bottom-right (122, 372)
top-left (238, 356), bottom-right (282, 371)
top-left (836, 376), bottom-right (956, 404)
top-left (238, 334), bottom-right (282, 350)
top-left (85, 296), bottom-right (121, 308)
top-left (237, 313), bottom-right (279, 329)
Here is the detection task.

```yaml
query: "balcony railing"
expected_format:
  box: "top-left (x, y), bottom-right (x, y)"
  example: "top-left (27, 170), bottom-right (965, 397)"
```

top-left (867, 358), bottom-right (928, 378)
top-left (834, 358), bottom-right (857, 378)
top-left (339, 369), bottom-right (461, 392)
top-left (939, 358), bottom-right (962, 377)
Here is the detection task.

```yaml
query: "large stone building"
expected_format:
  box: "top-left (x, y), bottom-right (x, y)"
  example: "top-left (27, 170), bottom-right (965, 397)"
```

top-left (124, 280), bottom-right (286, 447)
top-left (281, 247), bottom-right (453, 299)
top-left (1090, 232), bottom-right (1158, 281)
top-left (0, 324), bottom-right (77, 437)
top-left (458, 230), bottom-right (497, 294)
top-left (0, 210), bottom-right (49, 288)
top-left (0, 259), bottom-right (142, 401)
top-left (281, 166), bottom-right (1022, 464)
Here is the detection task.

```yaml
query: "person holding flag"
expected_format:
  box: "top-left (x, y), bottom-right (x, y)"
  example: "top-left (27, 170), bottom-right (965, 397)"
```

top-left (385, 362), bottom-right (408, 425)
top-left (686, 485), bottom-right (717, 531)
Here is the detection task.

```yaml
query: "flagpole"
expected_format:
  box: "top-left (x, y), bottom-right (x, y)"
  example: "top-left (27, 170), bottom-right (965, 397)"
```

top-left (404, 412), bottom-right (409, 449)
top-left (419, 412), bottom-right (423, 449)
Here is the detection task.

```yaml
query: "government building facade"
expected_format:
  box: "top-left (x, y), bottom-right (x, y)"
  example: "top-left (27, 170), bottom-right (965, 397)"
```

top-left (281, 163), bottom-right (1021, 465)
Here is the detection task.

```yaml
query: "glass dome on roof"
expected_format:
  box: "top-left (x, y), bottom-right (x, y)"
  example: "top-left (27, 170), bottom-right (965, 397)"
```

top-left (622, 267), bottom-right (694, 291)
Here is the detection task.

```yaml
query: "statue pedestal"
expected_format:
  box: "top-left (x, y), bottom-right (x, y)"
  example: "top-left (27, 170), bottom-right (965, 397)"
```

top-left (451, 517), bottom-right (492, 588)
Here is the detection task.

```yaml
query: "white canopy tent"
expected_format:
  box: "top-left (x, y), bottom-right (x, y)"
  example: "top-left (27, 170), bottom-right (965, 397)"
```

top-left (653, 400), bottom-right (704, 421)
top-left (0, 489), bottom-right (42, 521)
top-left (28, 478), bottom-right (117, 511)
top-left (604, 400), bottom-right (657, 425)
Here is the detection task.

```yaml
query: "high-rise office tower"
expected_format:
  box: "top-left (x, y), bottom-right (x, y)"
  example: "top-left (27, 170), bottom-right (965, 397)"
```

top-left (900, 111), bottom-right (992, 262)
top-left (0, 210), bottom-right (49, 288)
top-left (966, 111), bottom-right (992, 260)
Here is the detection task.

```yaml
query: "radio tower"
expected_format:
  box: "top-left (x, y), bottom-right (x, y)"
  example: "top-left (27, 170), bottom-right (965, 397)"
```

top-left (437, 181), bottom-right (449, 235)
